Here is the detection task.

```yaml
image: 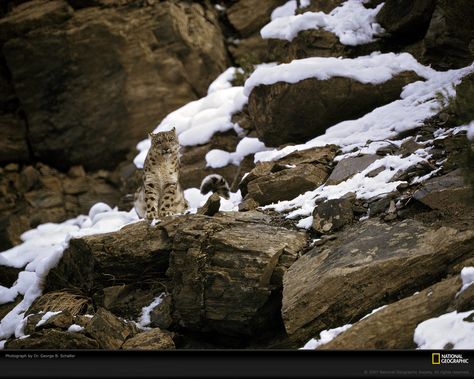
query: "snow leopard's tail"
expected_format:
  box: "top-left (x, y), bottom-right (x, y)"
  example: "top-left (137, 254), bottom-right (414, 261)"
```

top-left (200, 174), bottom-right (230, 199)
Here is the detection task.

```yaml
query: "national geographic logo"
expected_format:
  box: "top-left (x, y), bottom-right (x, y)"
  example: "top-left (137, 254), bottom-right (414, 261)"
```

top-left (432, 353), bottom-right (469, 365)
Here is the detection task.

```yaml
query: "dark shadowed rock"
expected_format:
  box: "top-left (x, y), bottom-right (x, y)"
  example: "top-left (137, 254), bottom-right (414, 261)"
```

top-left (1, 1), bottom-right (228, 170)
top-left (197, 193), bottom-right (221, 216)
top-left (44, 221), bottom-right (171, 293)
top-left (248, 72), bottom-right (421, 147)
top-left (282, 219), bottom-right (474, 346)
top-left (0, 265), bottom-right (21, 287)
top-left (121, 328), bottom-right (175, 350)
top-left (161, 211), bottom-right (307, 337)
top-left (376, 0), bottom-right (437, 40)
top-left (422, 0), bottom-right (474, 70)
top-left (5, 328), bottom-right (99, 349)
top-left (326, 155), bottom-right (382, 185)
top-left (319, 276), bottom-right (461, 349)
top-left (84, 307), bottom-right (137, 349)
top-left (413, 169), bottom-right (472, 210)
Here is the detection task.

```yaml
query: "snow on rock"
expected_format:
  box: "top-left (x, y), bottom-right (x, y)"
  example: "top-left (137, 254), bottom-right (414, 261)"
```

top-left (459, 267), bottom-right (474, 295)
top-left (300, 304), bottom-right (387, 349)
top-left (138, 293), bottom-right (165, 328)
top-left (270, 0), bottom-right (310, 20)
top-left (205, 137), bottom-right (270, 168)
top-left (467, 120), bottom-right (474, 141)
top-left (67, 324), bottom-right (85, 333)
top-left (300, 324), bottom-right (352, 349)
top-left (261, 0), bottom-right (384, 45)
top-left (184, 188), bottom-right (243, 213)
top-left (133, 86), bottom-right (247, 168)
top-left (0, 204), bottom-right (139, 340)
top-left (207, 67), bottom-right (242, 94)
top-left (0, 340), bottom-right (5, 349)
top-left (266, 152), bottom-right (427, 223)
top-left (36, 311), bottom-right (62, 328)
top-left (244, 52), bottom-right (434, 97)
top-left (255, 61), bottom-right (473, 163)
top-left (414, 310), bottom-right (474, 349)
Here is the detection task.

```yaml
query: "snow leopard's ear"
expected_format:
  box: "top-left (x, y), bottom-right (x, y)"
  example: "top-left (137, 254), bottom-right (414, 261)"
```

top-left (171, 127), bottom-right (176, 134)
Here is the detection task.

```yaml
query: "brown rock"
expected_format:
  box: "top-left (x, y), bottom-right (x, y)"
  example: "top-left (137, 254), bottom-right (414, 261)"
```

top-left (5, 328), bottom-right (99, 349)
top-left (162, 212), bottom-right (307, 337)
top-left (320, 276), bottom-right (461, 349)
top-left (197, 193), bottom-right (221, 216)
top-left (44, 221), bottom-right (171, 293)
top-left (121, 328), bottom-right (175, 350)
top-left (35, 311), bottom-right (75, 331)
top-left (1, 1), bottom-right (228, 170)
top-left (413, 169), bottom-right (473, 210)
top-left (312, 198), bottom-right (354, 234)
top-left (0, 265), bottom-right (21, 287)
top-left (227, 0), bottom-right (285, 38)
top-left (282, 219), bottom-right (474, 346)
top-left (248, 72), bottom-right (422, 147)
top-left (240, 146), bottom-right (337, 206)
top-left (85, 307), bottom-right (137, 349)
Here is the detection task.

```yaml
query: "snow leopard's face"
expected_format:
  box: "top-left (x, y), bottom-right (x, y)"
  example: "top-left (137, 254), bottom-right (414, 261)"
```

top-left (150, 128), bottom-right (179, 156)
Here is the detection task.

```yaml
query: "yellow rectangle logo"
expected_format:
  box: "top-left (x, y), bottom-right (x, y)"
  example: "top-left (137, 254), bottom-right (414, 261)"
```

top-left (432, 353), bottom-right (441, 365)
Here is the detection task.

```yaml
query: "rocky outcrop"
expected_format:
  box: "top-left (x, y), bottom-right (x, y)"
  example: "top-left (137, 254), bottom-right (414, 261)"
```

top-left (162, 211), bottom-right (307, 338)
top-left (319, 275), bottom-right (463, 349)
top-left (121, 328), bottom-right (175, 350)
top-left (5, 328), bottom-right (100, 349)
top-left (0, 0), bottom-right (228, 170)
top-left (282, 219), bottom-right (474, 346)
top-left (248, 71), bottom-right (421, 147)
top-left (326, 155), bottom-right (382, 185)
top-left (239, 146), bottom-right (337, 207)
top-left (0, 162), bottom-right (122, 249)
top-left (45, 221), bottom-right (171, 293)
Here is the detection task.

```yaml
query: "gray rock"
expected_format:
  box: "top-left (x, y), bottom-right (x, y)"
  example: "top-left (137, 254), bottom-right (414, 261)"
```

top-left (413, 169), bottom-right (472, 210)
top-left (326, 155), bottom-right (382, 185)
top-left (282, 219), bottom-right (474, 346)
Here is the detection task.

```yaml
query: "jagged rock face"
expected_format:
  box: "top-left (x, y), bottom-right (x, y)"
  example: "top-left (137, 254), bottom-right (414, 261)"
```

top-left (0, 0), bottom-right (228, 170)
top-left (248, 71), bottom-right (421, 147)
top-left (161, 212), bottom-right (307, 338)
top-left (320, 276), bottom-right (463, 349)
top-left (0, 162), bottom-right (122, 249)
top-left (282, 219), bottom-right (474, 346)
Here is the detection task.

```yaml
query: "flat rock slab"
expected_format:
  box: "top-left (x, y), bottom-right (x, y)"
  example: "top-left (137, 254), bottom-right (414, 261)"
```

top-left (326, 155), bottom-right (382, 185)
top-left (282, 219), bottom-right (474, 346)
top-left (161, 211), bottom-right (308, 337)
top-left (5, 328), bottom-right (99, 349)
top-left (122, 328), bottom-right (175, 350)
top-left (320, 276), bottom-right (461, 349)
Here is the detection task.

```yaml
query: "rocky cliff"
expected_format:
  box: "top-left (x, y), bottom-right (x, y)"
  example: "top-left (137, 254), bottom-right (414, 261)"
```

top-left (0, 0), bottom-right (473, 350)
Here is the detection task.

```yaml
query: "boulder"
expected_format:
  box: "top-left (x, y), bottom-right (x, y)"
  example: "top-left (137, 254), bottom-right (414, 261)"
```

top-left (161, 211), bottom-right (308, 338)
top-left (121, 328), bottom-right (175, 350)
top-left (282, 219), bottom-right (474, 346)
top-left (422, 0), bottom-right (474, 70)
top-left (84, 307), bottom-right (137, 349)
top-left (5, 328), bottom-right (99, 349)
top-left (239, 146), bottom-right (337, 206)
top-left (248, 72), bottom-right (421, 147)
top-left (94, 283), bottom-right (167, 321)
top-left (0, 265), bottom-right (21, 287)
top-left (45, 221), bottom-right (172, 293)
top-left (413, 169), bottom-right (473, 211)
top-left (227, 0), bottom-right (285, 38)
top-left (1, 0), bottom-right (228, 170)
top-left (376, 0), bottom-right (437, 40)
top-left (326, 155), bottom-right (382, 185)
top-left (319, 276), bottom-right (461, 349)
top-left (312, 198), bottom-right (354, 234)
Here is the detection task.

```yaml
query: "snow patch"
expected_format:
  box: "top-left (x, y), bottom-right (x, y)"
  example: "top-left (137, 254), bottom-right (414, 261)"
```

top-left (414, 310), bottom-right (474, 349)
top-left (206, 137), bottom-right (269, 168)
top-left (459, 267), bottom-right (474, 295)
top-left (36, 311), bottom-right (62, 328)
top-left (270, 0), bottom-right (311, 20)
top-left (67, 324), bottom-right (84, 333)
top-left (300, 324), bottom-right (352, 349)
top-left (138, 293), bottom-right (166, 328)
top-left (261, 0), bottom-right (384, 45)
